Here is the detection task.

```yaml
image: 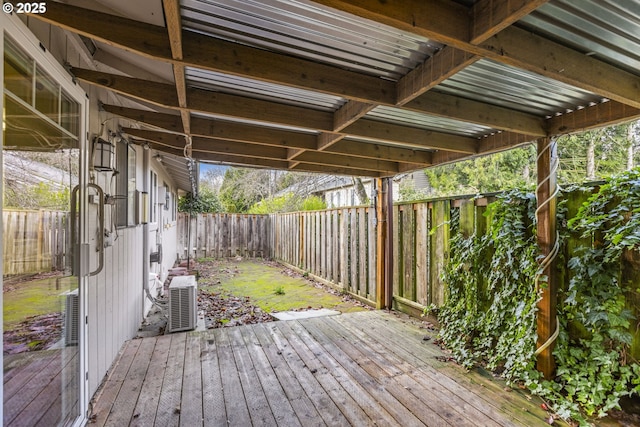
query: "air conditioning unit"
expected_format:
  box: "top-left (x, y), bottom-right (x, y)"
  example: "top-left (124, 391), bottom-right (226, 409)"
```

top-left (65, 289), bottom-right (79, 346)
top-left (168, 275), bottom-right (197, 333)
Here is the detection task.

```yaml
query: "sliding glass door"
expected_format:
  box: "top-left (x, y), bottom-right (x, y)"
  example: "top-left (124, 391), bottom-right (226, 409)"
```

top-left (2, 17), bottom-right (88, 427)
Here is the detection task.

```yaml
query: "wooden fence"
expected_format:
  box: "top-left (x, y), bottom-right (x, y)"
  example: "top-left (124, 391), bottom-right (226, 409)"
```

top-left (2, 210), bottom-right (68, 276)
top-left (271, 207), bottom-right (377, 303)
top-left (177, 213), bottom-right (271, 259)
top-left (177, 188), bottom-right (639, 316)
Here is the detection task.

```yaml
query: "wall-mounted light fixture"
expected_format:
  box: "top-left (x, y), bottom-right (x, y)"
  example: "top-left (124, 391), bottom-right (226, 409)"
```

top-left (92, 137), bottom-right (114, 171)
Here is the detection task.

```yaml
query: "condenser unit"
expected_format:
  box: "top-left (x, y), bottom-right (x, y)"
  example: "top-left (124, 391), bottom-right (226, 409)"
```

top-left (64, 289), bottom-right (79, 346)
top-left (168, 275), bottom-right (197, 333)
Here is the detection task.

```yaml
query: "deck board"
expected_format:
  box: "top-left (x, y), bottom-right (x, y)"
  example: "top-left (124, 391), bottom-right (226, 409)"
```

top-left (89, 311), bottom-right (552, 426)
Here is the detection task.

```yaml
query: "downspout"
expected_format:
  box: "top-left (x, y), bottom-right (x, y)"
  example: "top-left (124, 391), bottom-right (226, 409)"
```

top-left (142, 146), bottom-right (150, 311)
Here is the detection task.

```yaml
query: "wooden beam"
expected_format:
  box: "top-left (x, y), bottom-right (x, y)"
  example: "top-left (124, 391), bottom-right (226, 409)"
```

top-left (476, 26), bottom-right (640, 109)
top-left (327, 139), bottom-right (433, 165)
top-left (344, 119), bottom-right (478, 154)
top-left (470, 0), bottom-right (551, 44)
top-left (310, 0), bottom-right (470, 48)
top-left (124, 128), bottom-right (289, 159)
top-left (163, 0), bottom-right (189, 135)
top-left (397, 47), bottom-right (478, 105)
top-left (107, 105), bottom-right (319, 150)
top-left (162, 0), bottom-right (183, 60)
top-left (71, 68), bottom-right (334, 130)
top-left (317, 132), bottom-right (343, 151)
top-left (536, 137), bottom-right (558, 379)
top-left (289, 162), bottom-right (381, 178)
top-left (34, 1), bottom-right (396, 104)
top-left (334, 101), bottom-right (377, 132)
top-left (294, 151), bottom-right (400, 174)
top-left (95, 84), bottom-right (476, 161)
top-left (430, 131), bottom-right (536, 166)
top-left (546, 101), bottom-right (640, 137)
top-left (404, 91), bottom-right (546, 136)
top-left (102, 105), bottom-right (183, 132)
top-left (193, 153), bottom-right (289, 169)
top-left (125, 126), bottom-right (398, 174)
top-left (310, 1), bottom-right (640, 110)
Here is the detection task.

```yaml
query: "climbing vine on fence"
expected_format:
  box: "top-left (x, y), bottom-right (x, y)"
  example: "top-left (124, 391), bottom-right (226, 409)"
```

top-left (438, 190), bottom-right (540, 383)
top-left (437, 168), bottom-right (640, 426)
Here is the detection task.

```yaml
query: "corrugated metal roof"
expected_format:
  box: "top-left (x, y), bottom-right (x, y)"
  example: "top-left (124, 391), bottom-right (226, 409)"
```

top-left (518, 0), bottom-right (640, 76)
top-left (158, 151), bottom-right (198, 194)
top-left (435, 59), bottom-right (604, 116)
top-left (180, 0), bottom-right (442, 81)
top-left (366, 106), bottom-right (494, 138)
top-left (186, 67), bottom-right (345, 111)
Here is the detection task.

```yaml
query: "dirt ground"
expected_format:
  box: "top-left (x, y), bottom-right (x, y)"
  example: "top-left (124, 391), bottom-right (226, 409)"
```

top-left (137, 257), bottom-right (370, 337)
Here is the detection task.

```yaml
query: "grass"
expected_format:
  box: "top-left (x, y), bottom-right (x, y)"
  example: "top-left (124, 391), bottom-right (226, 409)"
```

top-left (3, 275), bottom-right (77, 330)
top-left (200, 259), bottom-right (366, 314)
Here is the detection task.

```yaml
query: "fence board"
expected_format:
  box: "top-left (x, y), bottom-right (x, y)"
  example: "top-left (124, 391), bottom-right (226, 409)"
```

top-left (402, 205), bottom-right (415, 301)
top-left (358, 208), bottom-right (367, 297)
top-left (430, 201), bottom-right (450, 306)
top-left (415, 204), bottom-right (429, 306)
top-left (392, 205), bottom-right (401, 298)
top-left (340, 209), bottom-right (348, 288)
top-left (350, 208), bottom-right (358, 292)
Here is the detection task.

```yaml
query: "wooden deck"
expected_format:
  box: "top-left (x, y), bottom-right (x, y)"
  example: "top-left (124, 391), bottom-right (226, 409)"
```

top-left (89, 311), bottom-right (551, 426)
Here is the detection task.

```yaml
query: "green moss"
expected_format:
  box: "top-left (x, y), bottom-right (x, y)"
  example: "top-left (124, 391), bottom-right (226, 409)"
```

top-left (201, 260), bottom-right (364, 314)
top-left (3, 275), bottom-right (77, 330)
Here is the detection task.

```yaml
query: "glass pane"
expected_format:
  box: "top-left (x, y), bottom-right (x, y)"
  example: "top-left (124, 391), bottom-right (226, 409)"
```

top-left (4, 36), bottom-right (33, 105)
top-left (127, 145), bottom-right (136, 226)
top-left (60, 91), bottom-right (79, 137)
top-left (35, 66), bottom-right (60, 124)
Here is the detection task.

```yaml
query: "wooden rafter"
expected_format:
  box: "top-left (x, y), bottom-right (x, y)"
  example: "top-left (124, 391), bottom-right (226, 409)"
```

top-left (81, 74), bottom-right (482, 155)
top-left (36, 0), bottom-right (640, 179)
top-left (35, 1), bottom-right (634, 133)
top-left (162, 0), bottom-right (191, 136)
top-left (36, 2), bottom-right (395, 104)
top-left (403, 91), bottom-right (546, 136)
top-left (310, 0), bottom-right (640, 109)
top-left (124, 127), bottom-right (396, 175)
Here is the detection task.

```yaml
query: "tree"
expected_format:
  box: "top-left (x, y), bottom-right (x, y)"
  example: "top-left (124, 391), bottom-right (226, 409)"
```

top-left (178, 188), bottom-right (222, 213)
top-left (218, 168), bottom-right (274, 212)
top-left (425, 145), bottom-right (536, 197)
top-left (556, 122), bottom-right (636, 184)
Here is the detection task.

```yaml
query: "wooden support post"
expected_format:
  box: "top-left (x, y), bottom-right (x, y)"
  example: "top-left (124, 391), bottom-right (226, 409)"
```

top-left (376, 178), bottom-right (386, 309)
top-left (536, 137), bottom-right (558, 379)
top-left (385, 178), bottom-right (394, 310)
top-left (375, 178), bottom-right (393, 309)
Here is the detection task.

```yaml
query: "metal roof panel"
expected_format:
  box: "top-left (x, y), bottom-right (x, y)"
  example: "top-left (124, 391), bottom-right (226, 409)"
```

top-left (186, 67), bottom-right (345, 111)
top-left (367, 106), bottom-right (493, 138)
top-left (180, 0), bottom-right (442, 80)
top-left (436, 59), bottom-right (604, 116)
top-left (518, 0), bottom-right (640, 76)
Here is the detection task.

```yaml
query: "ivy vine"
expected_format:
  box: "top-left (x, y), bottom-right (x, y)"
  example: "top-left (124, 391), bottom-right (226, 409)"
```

top-left (436, 168), bottom-right (640, 426)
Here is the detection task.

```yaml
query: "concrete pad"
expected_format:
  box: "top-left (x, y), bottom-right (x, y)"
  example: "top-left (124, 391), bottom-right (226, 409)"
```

top-left (271, 308), bottom-right (341, 321)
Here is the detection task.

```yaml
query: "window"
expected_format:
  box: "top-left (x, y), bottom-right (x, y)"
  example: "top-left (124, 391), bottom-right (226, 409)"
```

top-left (115, 142), bottom-right (136, 227)
top-left (149, 171), bottom-right (157, 223)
